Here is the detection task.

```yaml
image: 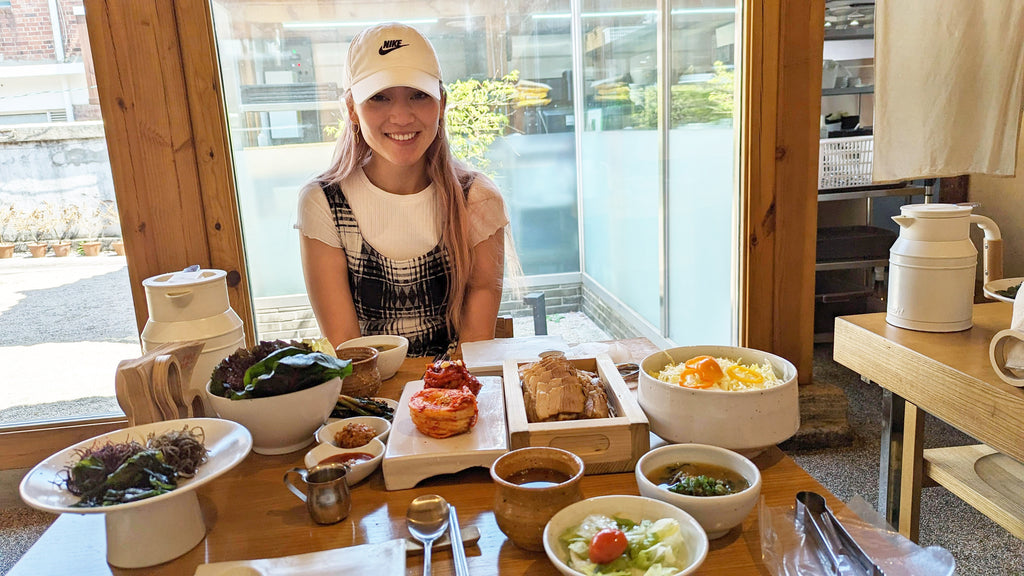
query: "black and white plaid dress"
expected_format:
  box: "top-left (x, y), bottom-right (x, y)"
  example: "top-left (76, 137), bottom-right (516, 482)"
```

top-left (322, 181), bottom-right (452, 357)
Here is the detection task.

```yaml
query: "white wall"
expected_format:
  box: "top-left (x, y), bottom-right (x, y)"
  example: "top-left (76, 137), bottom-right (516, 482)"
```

top-left (970, 117), bottom-right (1024, 278)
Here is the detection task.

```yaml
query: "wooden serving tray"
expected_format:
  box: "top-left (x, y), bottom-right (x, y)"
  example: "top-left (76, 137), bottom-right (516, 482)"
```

top-left (502, 355), bottom-right (649, 474)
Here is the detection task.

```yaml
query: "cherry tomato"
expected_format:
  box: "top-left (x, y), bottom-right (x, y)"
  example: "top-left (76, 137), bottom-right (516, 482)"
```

top-left (589, 528), bottom-right (628, 564)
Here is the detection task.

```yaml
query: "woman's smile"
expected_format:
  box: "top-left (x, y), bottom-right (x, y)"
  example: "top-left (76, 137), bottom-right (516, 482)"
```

top-left (386, 131), bottom-right (418, 142)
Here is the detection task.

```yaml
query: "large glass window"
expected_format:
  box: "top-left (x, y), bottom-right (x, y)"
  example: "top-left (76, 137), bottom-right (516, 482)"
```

top-left (210, 0), bottom-right (740, 345)
top-left (579, 1), bottom-right (738, 343)
top-left (0, 1), bottom-right (137, 428)
top-left (211, 2), bottom-right (580, 309)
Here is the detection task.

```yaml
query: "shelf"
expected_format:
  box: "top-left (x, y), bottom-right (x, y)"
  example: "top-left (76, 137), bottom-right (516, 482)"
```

top-left (822, 85), bottom-right (874, 96)
top-left (924, 444), bottom-right (1024, 540)
top-left (818, 185), bottom-right (927, 202)
top-left (815, 258), bottom-right (888, 272)
top-left (824, 29), bottom-right (874, 41)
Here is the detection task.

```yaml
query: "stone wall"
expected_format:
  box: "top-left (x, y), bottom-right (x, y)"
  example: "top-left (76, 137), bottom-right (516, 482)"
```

top-left (0, 121), bottom-right (116, 244)
top-left (580, 283), bottom-right (643, 341)
top-left (254, 280), bottom-right (640, 343)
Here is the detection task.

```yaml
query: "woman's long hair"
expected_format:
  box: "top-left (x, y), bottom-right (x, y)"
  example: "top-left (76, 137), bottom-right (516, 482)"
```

top-left (315, 87), bottom-right (483, 337)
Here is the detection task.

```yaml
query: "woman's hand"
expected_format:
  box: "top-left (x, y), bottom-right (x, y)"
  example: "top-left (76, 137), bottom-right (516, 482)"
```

top-left (300, 234), bottom-right (361, 348)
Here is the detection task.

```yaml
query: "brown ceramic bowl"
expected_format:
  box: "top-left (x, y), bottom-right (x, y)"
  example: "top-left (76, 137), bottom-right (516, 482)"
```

top-left (490, 447), bottom-right (585, 551)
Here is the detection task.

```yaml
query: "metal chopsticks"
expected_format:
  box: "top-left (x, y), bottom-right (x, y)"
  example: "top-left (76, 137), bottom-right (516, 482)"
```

top-left (449, 505), bottom-right (469, 576)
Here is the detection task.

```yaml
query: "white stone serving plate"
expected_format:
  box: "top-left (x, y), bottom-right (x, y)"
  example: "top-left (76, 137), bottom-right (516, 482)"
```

top-left (19, 418), bottom-right (252, 569)
top-left (382, 377), bottom-right (506, 490)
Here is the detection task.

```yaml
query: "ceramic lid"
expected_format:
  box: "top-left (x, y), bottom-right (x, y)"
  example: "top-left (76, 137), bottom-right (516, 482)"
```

top-left (899, 203), bottom-right (972, 219)
top-left (143, 268), bottom-right (226, 288)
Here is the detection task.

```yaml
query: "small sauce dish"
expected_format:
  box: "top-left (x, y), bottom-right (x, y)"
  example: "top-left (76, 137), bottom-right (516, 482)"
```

top-left (317, 416), bottom-right (391, 447)
top-left (304, 437), bottom-right (385, 485)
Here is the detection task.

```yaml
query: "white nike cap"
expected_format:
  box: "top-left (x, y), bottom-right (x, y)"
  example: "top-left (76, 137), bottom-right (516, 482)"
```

top-left (345, 22), bottom-right (442, 104)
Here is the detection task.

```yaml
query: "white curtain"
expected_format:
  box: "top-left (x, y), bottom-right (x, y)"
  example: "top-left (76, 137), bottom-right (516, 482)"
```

top-left (873, 0), bottom-right (1024, 182)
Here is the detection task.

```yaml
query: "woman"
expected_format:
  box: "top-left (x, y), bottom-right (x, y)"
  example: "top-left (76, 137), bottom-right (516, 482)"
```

top-left (296, 22), bottom-right (509, 357)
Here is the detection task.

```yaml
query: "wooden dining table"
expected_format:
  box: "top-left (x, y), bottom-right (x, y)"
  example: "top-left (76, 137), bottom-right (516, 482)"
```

top-left (9, 339), bottom-right (846, 576)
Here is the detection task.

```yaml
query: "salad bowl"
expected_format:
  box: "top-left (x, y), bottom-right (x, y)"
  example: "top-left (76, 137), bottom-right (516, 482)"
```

top-left (543, 495), bottom-right (709, 576)
top-left (207, 376), bottom-right (342, 455)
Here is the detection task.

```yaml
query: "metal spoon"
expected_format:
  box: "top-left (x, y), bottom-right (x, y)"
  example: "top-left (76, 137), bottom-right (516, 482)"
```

top-left (407, 494), bottom-right (450, 576)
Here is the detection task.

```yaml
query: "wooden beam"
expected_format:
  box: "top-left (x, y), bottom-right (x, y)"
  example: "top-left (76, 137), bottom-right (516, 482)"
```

top-left (83, 0), bottom-right (254, 345)
top-left (741, 0), bottom-right (822, 383)
top-left (174, 0), bottom-right (255, 345)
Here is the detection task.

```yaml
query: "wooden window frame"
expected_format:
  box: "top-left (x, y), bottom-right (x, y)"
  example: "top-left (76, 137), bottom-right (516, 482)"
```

top-left (0, 0), bottom-right (821, 469)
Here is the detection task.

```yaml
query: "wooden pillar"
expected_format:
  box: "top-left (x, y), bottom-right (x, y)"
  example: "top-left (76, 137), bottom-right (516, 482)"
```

top-left (83, 0), bottom-right (254, 346)
top-left (740, 0), bottom-right (823, 383)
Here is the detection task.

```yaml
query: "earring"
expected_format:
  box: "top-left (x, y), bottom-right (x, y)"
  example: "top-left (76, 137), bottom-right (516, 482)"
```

top-left (351, 123), bottom-right (360, 135)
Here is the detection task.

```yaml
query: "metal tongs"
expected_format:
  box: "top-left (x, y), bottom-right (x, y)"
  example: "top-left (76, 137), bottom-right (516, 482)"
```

top-left (796, 491), bottom-right (886, 576)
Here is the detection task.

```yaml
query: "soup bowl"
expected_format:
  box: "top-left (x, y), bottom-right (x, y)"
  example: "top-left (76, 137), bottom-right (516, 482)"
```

top-left (635, 443), bottom-right (761, 539)
top-left (638, 345), bottom-right (799, 455)
top-left (338, 335), bottom-right (409, 380)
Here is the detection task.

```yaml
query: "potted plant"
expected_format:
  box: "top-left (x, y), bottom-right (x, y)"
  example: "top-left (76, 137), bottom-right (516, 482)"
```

top-left (98, 201), bottom-right (124, 256)
top-left (0, 205), bottom-right (15, 258)
top-left (25, 204), bottom-right (55, 257)
top-left (77, 204), bottom-right (104, 256)
top-left (52, 204), bottom-right (82, 257)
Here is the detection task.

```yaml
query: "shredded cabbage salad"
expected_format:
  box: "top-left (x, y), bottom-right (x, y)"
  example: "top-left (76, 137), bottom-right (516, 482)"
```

top-left (559, 514), bottom-right (689, 576)
top-left (656, 356), bottom-right (781, 391)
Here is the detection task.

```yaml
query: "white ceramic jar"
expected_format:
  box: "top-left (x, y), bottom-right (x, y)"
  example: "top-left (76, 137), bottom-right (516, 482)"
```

top-left (886, 204), bottom-right (1002, 332)
top-left (141, 268), bottom-right (244, 414)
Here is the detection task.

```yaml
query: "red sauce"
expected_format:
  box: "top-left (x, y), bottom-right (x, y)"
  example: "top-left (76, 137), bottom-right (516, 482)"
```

top-left (320, 452), bottom-right (375, 467)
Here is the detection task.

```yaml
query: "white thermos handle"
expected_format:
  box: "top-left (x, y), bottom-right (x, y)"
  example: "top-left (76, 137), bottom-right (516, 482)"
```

top-left (990, 329), bottom-right (1024, 387)
top-left (972, 214), bottom-right (1003, 283)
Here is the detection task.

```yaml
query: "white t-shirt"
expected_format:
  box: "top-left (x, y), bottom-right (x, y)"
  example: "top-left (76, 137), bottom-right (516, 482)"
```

top-left (295, 168), bottom-right (509, 260)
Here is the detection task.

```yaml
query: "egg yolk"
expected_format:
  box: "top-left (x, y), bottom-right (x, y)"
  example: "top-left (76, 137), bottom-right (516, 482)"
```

top-left (680, 355), bottom-right (723, 385)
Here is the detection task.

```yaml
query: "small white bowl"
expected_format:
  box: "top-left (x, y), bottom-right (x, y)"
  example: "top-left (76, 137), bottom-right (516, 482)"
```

top-left (304, 437), bottom-right (385, 485)
top-left (316, 416), bottom-right (391, 447)
top-left (636, 444), bottom-right (762, 539)
top-left (206, 376), bottom-right (342, 455)
top-left (338, 335), bottom-right (409, 380)
top-left (638, 345), bottom-right (799, 455)
top-left (543, 495), bottom-right (708, 576)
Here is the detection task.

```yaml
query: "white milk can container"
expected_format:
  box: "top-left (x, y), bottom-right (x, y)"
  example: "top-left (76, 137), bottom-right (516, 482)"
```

top-left (886, 203), bottom-right (1003, 332)
top-left (141, 268), bottom-right (245, 414)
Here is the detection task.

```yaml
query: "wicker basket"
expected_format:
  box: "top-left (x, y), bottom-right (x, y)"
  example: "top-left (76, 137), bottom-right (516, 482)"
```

top-left (818, 135), bottom-right (873, 189)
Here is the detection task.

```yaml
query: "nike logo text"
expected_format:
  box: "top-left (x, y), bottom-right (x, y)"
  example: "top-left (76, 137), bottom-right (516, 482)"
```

top-left (378, 39), bottom-right (409, 55)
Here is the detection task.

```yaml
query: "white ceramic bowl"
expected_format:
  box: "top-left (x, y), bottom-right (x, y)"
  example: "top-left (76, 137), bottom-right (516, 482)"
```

top-left (636, 444), bottom-right (762, 539)
top-left (206, 376), bottom-right (342, 455)
top-left (316, 416), bottom-right (391, 447)
top-left (304, 437), bottom-right (385, 485)
top-left (338, 335), bottom-right (409, 380)
top-left (543, 495), bottom-right (708, 576)
top-left (638, 346), bottom-right (799, 455)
